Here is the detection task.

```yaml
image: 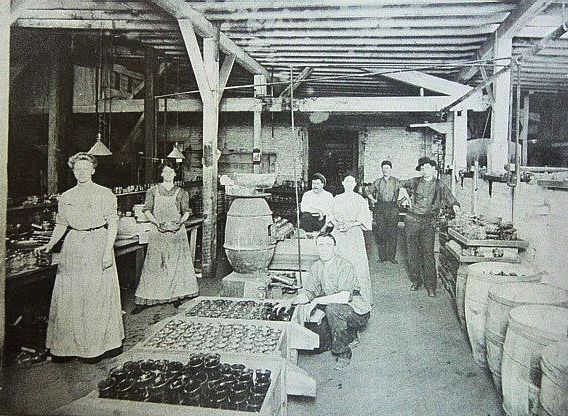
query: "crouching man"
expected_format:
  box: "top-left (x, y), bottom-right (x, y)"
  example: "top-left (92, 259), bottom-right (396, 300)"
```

top-left (276, 233), bottom-right (371, 370)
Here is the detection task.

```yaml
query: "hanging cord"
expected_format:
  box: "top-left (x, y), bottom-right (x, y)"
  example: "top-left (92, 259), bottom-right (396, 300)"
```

top-left (108, 37), bottom-right (113, 150)
top-left (163, 61), bottom-right (168, 158)
top-left (290, 67), bottom-right (302, 288)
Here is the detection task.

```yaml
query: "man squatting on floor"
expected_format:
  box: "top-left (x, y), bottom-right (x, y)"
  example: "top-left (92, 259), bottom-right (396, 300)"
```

top-left (276, 233), bottom-right (371, 370)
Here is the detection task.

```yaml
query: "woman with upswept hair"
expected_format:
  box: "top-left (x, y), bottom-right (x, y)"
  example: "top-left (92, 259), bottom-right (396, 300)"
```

top-left (36, 152), bottom-right (124, 362)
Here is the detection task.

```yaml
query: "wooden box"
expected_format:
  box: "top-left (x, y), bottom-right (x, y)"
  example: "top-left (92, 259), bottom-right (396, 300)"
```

top-left (53, 350), bottom-right (286, 416)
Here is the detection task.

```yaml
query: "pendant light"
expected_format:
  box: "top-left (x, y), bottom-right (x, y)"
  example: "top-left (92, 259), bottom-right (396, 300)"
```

top-left (167, 142), bottom-right (185, 161)
top-left (88, 33), bottom-right (112, 156)
top-left (164, 91), bottom-right (185, 162)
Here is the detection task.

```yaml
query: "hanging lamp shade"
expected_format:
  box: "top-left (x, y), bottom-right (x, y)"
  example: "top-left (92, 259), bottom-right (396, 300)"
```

top-left (88, 132), bottom-right (113, 156)
top-left (167, 142), bottom-right (185, 160)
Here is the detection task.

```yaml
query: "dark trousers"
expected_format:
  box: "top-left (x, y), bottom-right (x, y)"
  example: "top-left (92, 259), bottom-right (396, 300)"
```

top-left (404, 214), bottom-right (437, 291)
top-left (324, 304), bottom-right (369, 358)
top-left (373, 202), bottom-right (399, 261)
top-left (300, 212), bottom-right (326, 232)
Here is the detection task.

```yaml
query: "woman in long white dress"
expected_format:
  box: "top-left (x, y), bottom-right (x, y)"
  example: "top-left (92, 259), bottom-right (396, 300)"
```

top-left (36, 153), bottom-right (124, 362)
top-left (330, 173), bottom-right (374, 305)
top-left (131, 162), bottom-right (199, 314)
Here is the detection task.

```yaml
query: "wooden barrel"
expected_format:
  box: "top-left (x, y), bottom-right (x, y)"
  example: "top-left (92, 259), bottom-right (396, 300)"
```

top-left (540, 340), bottom-right (568, 416)
top-left (486, 283), bottom-right (568, 394)
top-left (224, 196), bottom-right (275, 274)
top-left (501, 305), bottom-right (568, 416)
top-left (465, 263), bottom-right (542, 368)
top-left (456, 266), bottom-right (468, 327)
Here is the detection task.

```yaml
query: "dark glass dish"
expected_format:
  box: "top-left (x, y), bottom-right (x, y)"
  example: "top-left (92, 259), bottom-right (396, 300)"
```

top-left (97, 356), bottom-right (272, 412)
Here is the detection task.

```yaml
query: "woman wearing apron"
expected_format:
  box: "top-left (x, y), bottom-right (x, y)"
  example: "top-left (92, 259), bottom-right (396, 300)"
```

top-left (330, 173), bottom-right (374, 306)
top-left (36, 153), bottom-right (124, 363)
top-left (132, 163), bottom-right (199, 314)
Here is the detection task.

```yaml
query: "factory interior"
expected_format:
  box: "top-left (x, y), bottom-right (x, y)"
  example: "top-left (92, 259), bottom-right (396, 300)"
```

top-left (1, 1), bottom-right (568, 416)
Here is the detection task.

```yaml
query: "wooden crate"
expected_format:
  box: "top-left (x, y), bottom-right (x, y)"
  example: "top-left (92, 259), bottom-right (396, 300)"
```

top-left (179, 296), bottom-right (319, 359)
top-left (136, 316), bottom-right (288, 360)
top-left (53, 350), bottom-right (286, 416)
top-left (137, 315), bottom-right (316, 397)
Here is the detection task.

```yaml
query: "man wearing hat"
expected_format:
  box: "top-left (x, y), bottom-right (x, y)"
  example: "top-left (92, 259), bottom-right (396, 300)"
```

top-left (368, 160), bottom-right (400, 264)
top-left (300, 173), bottom-right (334, 232)
top-left (399, 157), bottom-right (460, 297)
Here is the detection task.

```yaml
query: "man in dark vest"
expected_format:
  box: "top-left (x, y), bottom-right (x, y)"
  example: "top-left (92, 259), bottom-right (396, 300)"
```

top-left (399, 157), bottom-right (460, 297)
top-left (368, 160), bottom-right (400, 264)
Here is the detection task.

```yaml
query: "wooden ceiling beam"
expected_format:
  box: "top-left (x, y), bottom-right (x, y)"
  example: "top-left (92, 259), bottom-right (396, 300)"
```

top-left (15, 18), bottom-right (177, 31)
top-left (245, 45), bottom-right (483, 53)
top-left (196, 4), bottom-right (514, 19)
top-left (71, 95), bottom-right (485, 114)
top-left (252, 51), bottom-right (475, 59)
top-left (148, 0), bottom-right (269, 78)
top-left (188, 0), bottom-right (518, 10)
top-left (18, 9), bottom-right (170, 21)
top-left (240, 37), bottom-right (487, 47)
top-left (458, 0), bottom-right (554, 82)
top-left (226, 27), bottom-right (500, 38)
top-left (218, 15), bottom-right (510, 29)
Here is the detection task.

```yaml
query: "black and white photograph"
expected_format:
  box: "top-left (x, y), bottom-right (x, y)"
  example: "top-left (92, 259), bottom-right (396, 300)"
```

top-left (1, 1), bottom-right (567, 415)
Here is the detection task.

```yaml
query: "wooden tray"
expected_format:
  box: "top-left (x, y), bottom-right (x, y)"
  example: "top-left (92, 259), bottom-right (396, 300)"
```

top-left (178, 296), bottom-right (319, 357)
top-left (448, 228), bottom-right (528, 249)
top-left (444, 240), bottom-right (521, 264)
top-left (52, 350), bottom-right (286, 416)
top-left (135, 316), bottom-right (289, 361)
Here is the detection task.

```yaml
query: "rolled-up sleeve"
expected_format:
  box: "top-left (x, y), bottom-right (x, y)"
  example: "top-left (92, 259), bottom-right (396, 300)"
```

top-left (178, 188), bottom-right (192, 215)
top-left (303, 266), bottom-right (323, 301)
top-left (143, 187), bottom-right (155, 213)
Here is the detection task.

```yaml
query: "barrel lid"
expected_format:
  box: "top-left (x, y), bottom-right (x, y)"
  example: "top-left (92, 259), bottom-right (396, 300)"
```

top-left (541, 340), bottom-right (568, 385)
top-left (489, 283), bottom-right (568, 307)
top-left (508, 305), bottom-right (568, 342)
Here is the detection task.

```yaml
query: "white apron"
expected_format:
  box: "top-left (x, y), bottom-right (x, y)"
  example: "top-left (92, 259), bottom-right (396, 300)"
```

top-left (135, 188), bottom-right (199, 304)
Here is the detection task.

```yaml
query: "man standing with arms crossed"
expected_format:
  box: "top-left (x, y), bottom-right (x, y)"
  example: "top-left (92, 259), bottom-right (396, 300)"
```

top-left (368, 160), bottom-right (400, 264)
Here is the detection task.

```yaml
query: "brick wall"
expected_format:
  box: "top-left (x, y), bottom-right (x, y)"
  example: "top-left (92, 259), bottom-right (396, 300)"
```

top-left (363, 126), bottom-right (434, 182)
top-left (169, 119), bottom-right (433, 185)
top-left (166, 114), bottom-right (304, 183)
top-left (453, 178), bottom-right (568, 291)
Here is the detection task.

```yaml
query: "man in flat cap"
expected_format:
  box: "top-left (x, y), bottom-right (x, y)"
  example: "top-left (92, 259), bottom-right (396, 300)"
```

top-left (300, 173), bottom-right (334, 232)
top-left (367, 160), bottom-right (400, 264)
top-left (398, 157), bottom-right (460, 297)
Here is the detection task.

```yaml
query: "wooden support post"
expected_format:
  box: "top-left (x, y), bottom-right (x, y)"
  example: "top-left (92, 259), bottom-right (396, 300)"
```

top-left (0, 1), bottom-right (10, 389)
top-left (47, 35), bottom-right (71, 194)
top-left (179, 19), bottom-right (221, 279)
top-left (144, 47), bottom-right (158, 183)
top-left (521, 94), bottom-right (530, 166)
top-left (202, 36), bottom-right (220, 279)
top-left (489, 36), bottom-right (512, 173)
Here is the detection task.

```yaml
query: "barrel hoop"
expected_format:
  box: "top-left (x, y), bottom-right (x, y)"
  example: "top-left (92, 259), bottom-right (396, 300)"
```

top-left (541, 358), bottom-right (568, 388)
top-left (485, 329), bottom-right (505, 345)
top-left (507, 320), bottom-right (564, 345)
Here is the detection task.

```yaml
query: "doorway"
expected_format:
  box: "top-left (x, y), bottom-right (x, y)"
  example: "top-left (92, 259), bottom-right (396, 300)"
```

top-left (308, 126), bottom-right (358, 195)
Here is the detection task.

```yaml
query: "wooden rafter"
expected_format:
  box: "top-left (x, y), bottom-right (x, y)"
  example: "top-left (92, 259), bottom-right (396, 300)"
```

top-left (148, 0), bottom-right (269, 79)
top-left (279, 67), bottom-right (313, 97)
top-left (459, 0), bottom-right (554, 82)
